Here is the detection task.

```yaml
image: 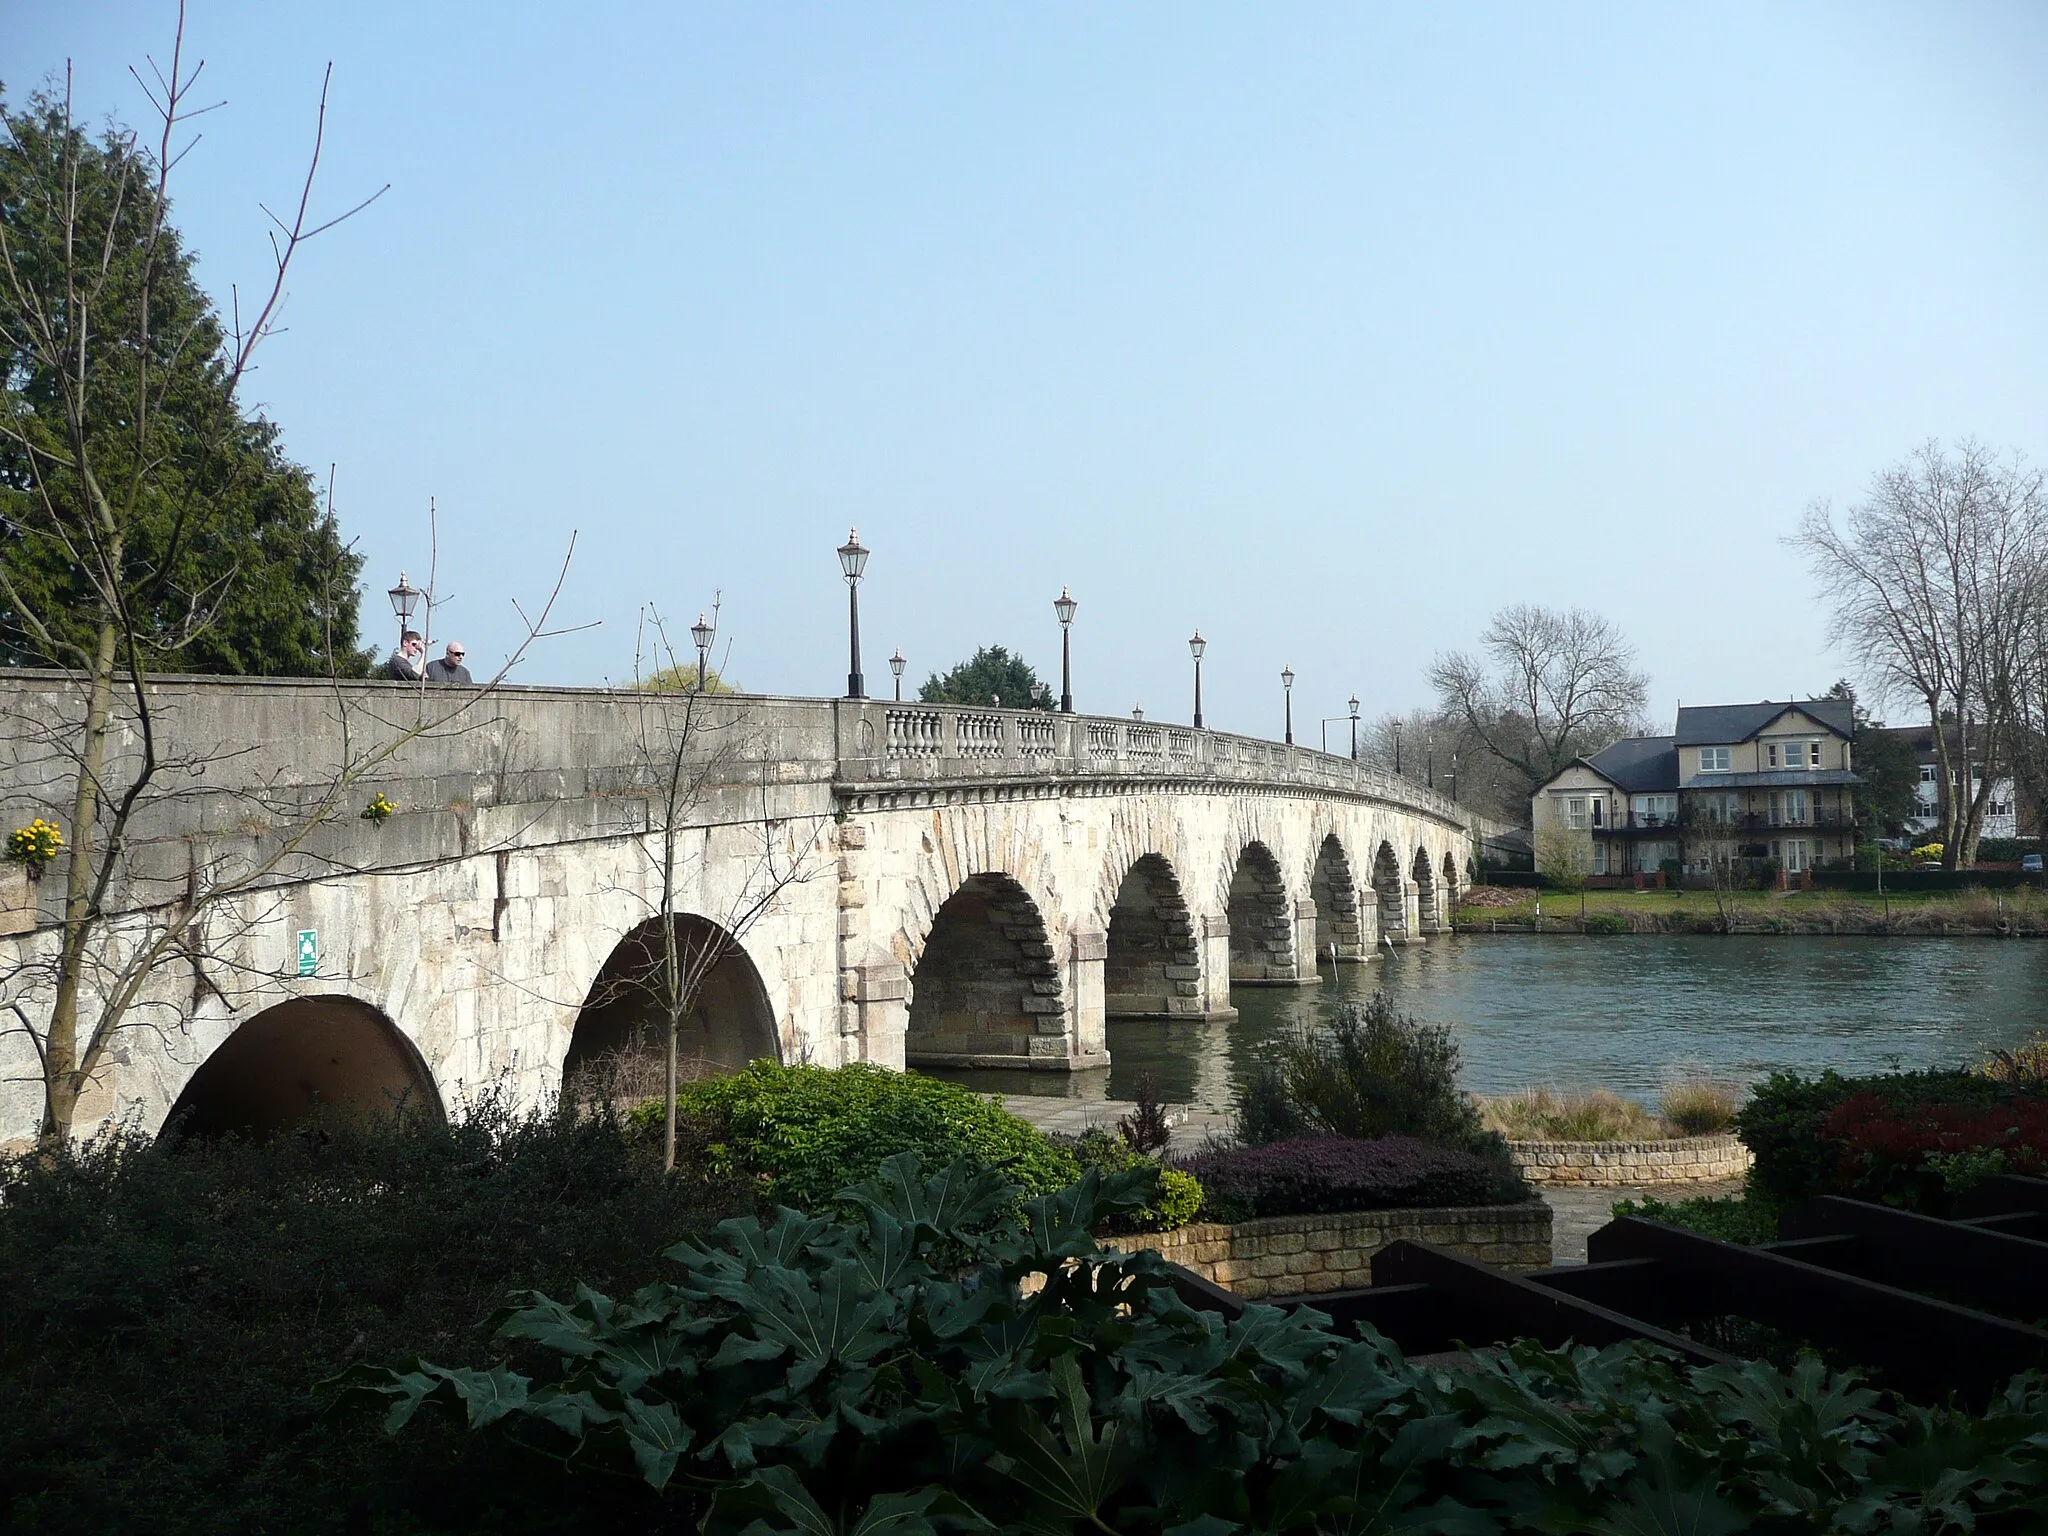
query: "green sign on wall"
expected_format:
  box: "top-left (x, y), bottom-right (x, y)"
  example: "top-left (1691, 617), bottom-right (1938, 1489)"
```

top-left (296, 929), bottom-right (318, 977)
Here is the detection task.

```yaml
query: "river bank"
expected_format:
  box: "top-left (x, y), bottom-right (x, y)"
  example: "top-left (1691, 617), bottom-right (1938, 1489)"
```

top-left (1454, 885), bottom-right (2048, 936)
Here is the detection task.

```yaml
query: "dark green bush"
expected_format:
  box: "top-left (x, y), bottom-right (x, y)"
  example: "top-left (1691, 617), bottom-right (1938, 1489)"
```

top-left (1738, 1068), bottom-right (2031, 1210)
top-left (0, 1092), bottom-right (747, 1535)
top-left (342, 1152), bottom-right (2048, 1531)
top-left (1058, 1126), bottom-right (1204, 1232)
top-left (1613, 1191), bottom-right (1780, 1245)
top-left (1234, 993), bottom-right (1500, 1157)
top-left (643, 1060), bottom-right (1076, 1212)
top-left (1580, 912), bottom-right (1631, 935)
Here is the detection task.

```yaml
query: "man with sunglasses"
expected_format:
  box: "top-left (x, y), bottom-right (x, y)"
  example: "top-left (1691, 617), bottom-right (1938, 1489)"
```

top-left (425, 641), bottom-right (474, 684)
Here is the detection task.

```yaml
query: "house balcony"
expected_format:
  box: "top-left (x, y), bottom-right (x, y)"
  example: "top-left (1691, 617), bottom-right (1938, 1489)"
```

top-left (1590, 811), bottom-right (1857, 837)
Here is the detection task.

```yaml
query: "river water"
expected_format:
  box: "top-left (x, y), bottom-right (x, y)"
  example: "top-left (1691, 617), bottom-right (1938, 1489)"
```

top-left (934, 935), bottom-right (2048, 1112)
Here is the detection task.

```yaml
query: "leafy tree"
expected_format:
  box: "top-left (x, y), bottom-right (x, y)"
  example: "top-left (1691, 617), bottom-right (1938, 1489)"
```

top-left (918, 644), bottom-right (1051, 709)
top-left (0, 90), bottom-right (371, 676)
top-left (639, 664), bottom-right (736, 695)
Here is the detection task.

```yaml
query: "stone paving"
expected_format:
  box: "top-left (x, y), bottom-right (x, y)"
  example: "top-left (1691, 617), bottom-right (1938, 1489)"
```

top-left (997, 1093), bottom-right (1745, 1268)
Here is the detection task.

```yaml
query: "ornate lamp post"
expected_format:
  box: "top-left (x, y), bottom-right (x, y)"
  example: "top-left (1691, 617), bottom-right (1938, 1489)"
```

top-left (1392, 718), bottom-right (1403, 776)
top-left (690, 611), bottom-right (715, 693)
top-left (387, 571), bottom-right (421, 650)
top-left (1448, 753), bottom-right (1459, 802)
top-left (1281, 665), bottom-right (1295, 746)
top-left (1053, 587), bottom-right (1077, 714)
top-left (1030, 681), bottom-right (1049, 709)
top-left (1189, 630), bottom-right (1207, 729)
top-left (889, 648), bottom-right (906, 701)
top-left (1348, 694), bottom-right (1361, 760)
top-left (837, 528), bottom-right (869, 699)
top-left (1132, 704), bottom-right (1145, 720)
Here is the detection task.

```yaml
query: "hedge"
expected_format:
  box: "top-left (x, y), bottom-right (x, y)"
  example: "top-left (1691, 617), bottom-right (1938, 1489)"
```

top-left (1180, 1134), bottom-right (1530, 1222)
top-left (641, 1060), bottom-right (1077, 1212)
top-left (1739, 1068), bottom-right (2048, 1214)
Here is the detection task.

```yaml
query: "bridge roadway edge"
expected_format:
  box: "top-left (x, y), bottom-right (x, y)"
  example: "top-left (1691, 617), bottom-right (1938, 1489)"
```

top-left (0, 677), bottom-right (1498, 1145)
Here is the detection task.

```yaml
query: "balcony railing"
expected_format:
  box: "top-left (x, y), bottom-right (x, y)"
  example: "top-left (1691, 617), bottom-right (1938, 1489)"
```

top-left (1591, 810), bottom-right (1857, 836)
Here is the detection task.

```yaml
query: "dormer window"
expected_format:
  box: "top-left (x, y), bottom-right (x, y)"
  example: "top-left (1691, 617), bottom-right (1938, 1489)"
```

top-left (1699, 747), bottom-right (1731, 772)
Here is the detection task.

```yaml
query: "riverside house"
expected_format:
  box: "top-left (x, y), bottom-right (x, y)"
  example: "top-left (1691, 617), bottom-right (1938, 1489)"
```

top-left (1532, 698), bottom-right (1861, 883)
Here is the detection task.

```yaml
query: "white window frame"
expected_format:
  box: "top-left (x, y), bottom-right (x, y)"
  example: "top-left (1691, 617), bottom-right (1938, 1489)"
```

top-left (1699, 746), bottom-right (1731, 773)
top-left (1784, 839), bottom-right (1810, 874)
top-left (1561, 795), bottom-right (1588, 831)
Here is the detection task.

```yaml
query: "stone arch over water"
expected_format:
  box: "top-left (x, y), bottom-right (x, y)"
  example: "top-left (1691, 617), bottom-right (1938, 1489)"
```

top-left (1412, 846), bottom-right (1440, 932)
top-left (1105, 854), bottom-right (1201, 1018)
top-left (905, 872), bottom-right (1063, 1066)
top-left (163, 995), bottom-right (442, 1140)
top-left (564, 914), bottom-right (778, 1101)
top-left (1440, 850), bottom-right (1461, 918)
top-left (1226, 841), bottom-right (1297, 982)
top-left (1309, 832), bottom-right (1364, 963)
top-left (1372, 840), bottom-right (1406, 941)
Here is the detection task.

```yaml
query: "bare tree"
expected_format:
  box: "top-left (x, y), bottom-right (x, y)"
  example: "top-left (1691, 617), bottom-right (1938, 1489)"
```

top-left (571, 607), bottom-right (824, 1172)
top-left (1797, 440), bottom-right (2046, 869)
top-left (1429, 605), bottom-right (1651, 802)
top-left (0, 19), bottom-right (579, 1141)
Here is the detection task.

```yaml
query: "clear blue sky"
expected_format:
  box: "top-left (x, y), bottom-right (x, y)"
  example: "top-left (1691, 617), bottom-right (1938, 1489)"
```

top-left (9, 3), bottom-right (2046, 732)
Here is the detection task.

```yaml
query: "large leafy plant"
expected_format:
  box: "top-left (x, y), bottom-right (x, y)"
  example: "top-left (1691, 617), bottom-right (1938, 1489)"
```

top-left (338, 1154), bottom-right (2048, 1532)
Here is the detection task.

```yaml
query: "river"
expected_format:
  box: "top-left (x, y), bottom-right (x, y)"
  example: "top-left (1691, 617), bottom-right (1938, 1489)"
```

top-left (931, 935), bottom-right (2048, 1111)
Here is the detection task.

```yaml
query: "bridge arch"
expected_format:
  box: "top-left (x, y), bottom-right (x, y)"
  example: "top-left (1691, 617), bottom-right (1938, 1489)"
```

top-left (564, 915), bottom-right (777, 1102)
top-left (905, 872), bottom-right (1064, 1066)
top-left (1372, 840), bottom-right (1406, 942)
top-left (163, 995), bottom-right (441, 1140)
top-left (1412, 846), bottom-right (1440, 933)
top-left (1309, 833), bottom-right (1365, 963)
top-left (1226, 840), bottom-right (1298, 982)
top-left (1105, 853), bottom-right (1201, 1018)
top-left (1440, 850), bottom-right (1462, 919)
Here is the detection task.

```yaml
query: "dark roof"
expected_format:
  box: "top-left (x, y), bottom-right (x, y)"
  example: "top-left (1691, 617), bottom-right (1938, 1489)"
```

top-left (1674, 698), bottom-right (1854, 746)
top-left (1585, 735), bottom-right (1679, 793)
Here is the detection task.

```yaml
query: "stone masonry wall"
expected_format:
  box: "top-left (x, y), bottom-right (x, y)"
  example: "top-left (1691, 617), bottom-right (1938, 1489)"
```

top-left (1106, 1201), bottom-right (1552, 1301)
top-left (1508, 1133), bottom-right (1752, 1187)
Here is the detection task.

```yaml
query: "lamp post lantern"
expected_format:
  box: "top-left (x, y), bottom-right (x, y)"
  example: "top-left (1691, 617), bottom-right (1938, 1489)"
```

top-left (1348, 694), bottom-right (1360, 760)
top-left (1281, 665), bottom-right (1295, 746)
top-left (690, 611), bottom-right (715, 693)
top-left (1392, 719), bottom-right (1403, 776)
top-left (1189, 630), bottom-right (1207, 729)
top-left (837, 528), bottom-right (869, 699)
top-left (1053, 586), bottom-right (1077, 714)
top-left (1030, 681), bottom-right (1049, 709)
top-left (888, 648), bottom-right (906, 701)
top-left (1132, 703), bottom-right (1144, 720)
top-left (387, 571), bottom-right (421, 649)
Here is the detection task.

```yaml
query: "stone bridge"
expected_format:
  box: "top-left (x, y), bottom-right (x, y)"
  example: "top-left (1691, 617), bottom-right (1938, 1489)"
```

top-left (0, 677), bottom-right (1480, 1144)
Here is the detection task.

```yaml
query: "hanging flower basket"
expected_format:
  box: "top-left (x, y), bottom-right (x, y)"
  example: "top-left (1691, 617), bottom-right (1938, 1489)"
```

top-left (6, 818), bottom-right (64, 876)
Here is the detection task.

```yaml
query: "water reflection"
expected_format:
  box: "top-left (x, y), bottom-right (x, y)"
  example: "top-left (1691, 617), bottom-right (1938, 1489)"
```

top-left (928, 936), bottom-right (2048, 1111)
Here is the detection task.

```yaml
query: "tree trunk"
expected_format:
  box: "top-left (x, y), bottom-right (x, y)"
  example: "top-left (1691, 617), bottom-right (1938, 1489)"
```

top-left (41, 620), bottom-right (120, 1143)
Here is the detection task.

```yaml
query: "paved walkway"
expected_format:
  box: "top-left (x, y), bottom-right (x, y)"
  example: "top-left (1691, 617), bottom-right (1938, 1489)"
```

top-left (1540, 1180), bottom-right (1744, 1264)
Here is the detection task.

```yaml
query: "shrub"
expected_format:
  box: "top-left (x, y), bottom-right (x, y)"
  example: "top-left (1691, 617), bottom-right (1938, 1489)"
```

top-left (1233, 993), bottom-right (1491, 1153)
top-left (1581, 912), bottom-right (1631, 935)
top-left (1061, 1128), bottom-right (1203, 1233)
top-left (1660, 1076), bottom-right (1741, 1135)
top-left (1181, 1134), bottom-right (1527, 1221)
top-left (1613, 1192), bottom-right (1779, 1246)
top-left (1740, 1068), bottom-right (2048, 1214)
top-left (0, 1092), bottom-right (747, 1535)
top-left (645, 1061), bottom-right (1076, 1212)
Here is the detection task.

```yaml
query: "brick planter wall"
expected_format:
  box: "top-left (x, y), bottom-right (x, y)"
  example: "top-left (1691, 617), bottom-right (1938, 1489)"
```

top-left (1508, 1133), bottom-right (1751, 1187)
top-left (1104, 1201), bottom-right (1551, 1301)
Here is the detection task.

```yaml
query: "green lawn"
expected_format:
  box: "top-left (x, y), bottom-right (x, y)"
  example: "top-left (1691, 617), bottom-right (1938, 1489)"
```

top-left (1457, 883), bottom-right (2048, 933)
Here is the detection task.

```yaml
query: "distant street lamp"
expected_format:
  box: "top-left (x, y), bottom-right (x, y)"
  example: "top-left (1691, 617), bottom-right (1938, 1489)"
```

top-left (1348, 695), bottom-right (1360, 761)
top-left (387, 571), bottom-right (421, 649)
top-left (889, 647), bottom-right (906, 701)
top-left (1189, 630), bottom-right (1207, 729)
top-left (1030, 681), bottom-right (1049, 709)
top-left (1448, 753), bottom-right (1459, 802)
top-left (691, 611), bottom-right (715, 693)
top-left (837, 528), bottom-right (869, 699)
top-left (1132, 704), bottom-right (1145, 720)
top-left (1392, 718), bottom-right (1403, 776)
top-left (1281, 665), bottom-right (1295, 746)
top-left (1054, 587), bottom-right (1077, 714)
